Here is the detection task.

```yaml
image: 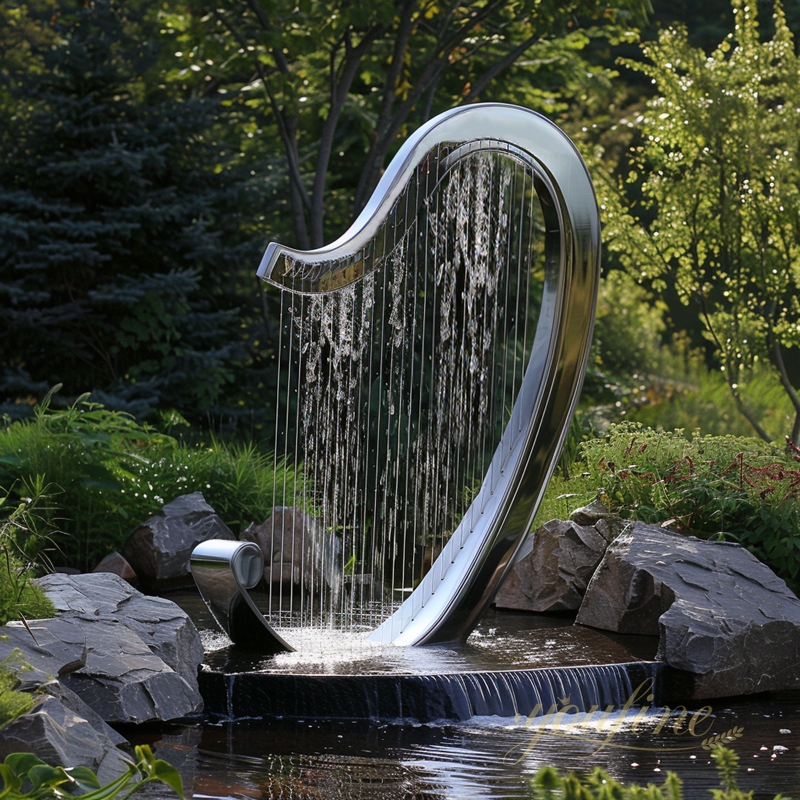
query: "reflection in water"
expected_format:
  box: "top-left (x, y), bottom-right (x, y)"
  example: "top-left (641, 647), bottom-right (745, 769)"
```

top-left (142, 599), bottom-right (799, 799)
top-left (136, 697), bottom-right (800, 800)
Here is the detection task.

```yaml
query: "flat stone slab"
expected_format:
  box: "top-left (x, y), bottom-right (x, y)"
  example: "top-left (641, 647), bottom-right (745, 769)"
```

top-left (38, 572), bottom-right (204, 687)
top-left (11, 573), bottom-right (206, 724)
top-left (576, 522), bottom-right (800, 698)
top-left (0, 617), bottom-right (87, 690)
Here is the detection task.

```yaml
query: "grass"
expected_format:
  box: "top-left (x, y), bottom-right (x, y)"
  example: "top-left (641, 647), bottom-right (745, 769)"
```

top-left (0, 390), bottom-right (306, 571)
top-left (0, 652), bottom-right (35, 730)
top-left (537, 422), bottom-right (800, 593)
top-left (0, 483), bottom-right (56, 626)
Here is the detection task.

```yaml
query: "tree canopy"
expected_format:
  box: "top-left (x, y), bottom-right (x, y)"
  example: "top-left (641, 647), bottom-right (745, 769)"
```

top-left (0, 0), bottom-right (652, 428)
top-left (600, 0), bottom-right (800, 443)
top-left (0, 0), bottom-right (263, 422)
top-left (159, 0), bottom-right (651, 248)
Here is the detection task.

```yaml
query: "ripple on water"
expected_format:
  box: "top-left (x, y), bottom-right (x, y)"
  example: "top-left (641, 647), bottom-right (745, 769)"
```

top-left (199, 606), bottom-right (659, 676)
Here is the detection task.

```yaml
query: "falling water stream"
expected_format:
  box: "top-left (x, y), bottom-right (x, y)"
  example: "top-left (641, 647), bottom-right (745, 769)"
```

top-left (130, 599), bottom-right (800, 800)
top-left (136, 121), bottom-right (800, 798)
top-left (263, 145), bottom-right (546, 643)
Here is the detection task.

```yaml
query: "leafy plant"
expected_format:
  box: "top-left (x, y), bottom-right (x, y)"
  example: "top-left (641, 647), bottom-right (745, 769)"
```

top-left (543, 422), bottom-right (800, 592)
top-left (0, 484), bottom-right (56, 626)
top-left (129, 440), bottom-right (306, 536)
top-left (0, 652), bottom-right (34, 730)
top-left (527, 745), bottom-right (786, 799)
top-left (0, 392), bottom-right (307, 571)
top-left (0, 745), bottom-right (183, 800)
top-left (600, 0), bottom-right (800, 444)
top-left (0, 390), bottom-right (173, 570)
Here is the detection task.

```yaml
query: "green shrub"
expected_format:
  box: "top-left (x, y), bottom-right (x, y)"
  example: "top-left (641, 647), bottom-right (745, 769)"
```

top-left (0, 485), bottom-right (56, 626)
top-left (0, 559), bottom-right (55, 628)
top-left (528, 745), bottom-right (785, 799)
top-left (0, 652), bottom-right (35, 730)
top-left (0, 391), bottom-right (306, 571)
top-left (0, 390), bottom-right (172, 570)
top-left (540, 422), bottom-right (800, 592)
top-left (129, 440), bottom-right (305, 537)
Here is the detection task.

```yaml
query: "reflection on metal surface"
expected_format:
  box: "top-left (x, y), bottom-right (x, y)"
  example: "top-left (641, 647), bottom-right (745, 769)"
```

top-left (190, 540), bottom-right (294, 653)
top-left (192, 103), bottom-right (600, 650)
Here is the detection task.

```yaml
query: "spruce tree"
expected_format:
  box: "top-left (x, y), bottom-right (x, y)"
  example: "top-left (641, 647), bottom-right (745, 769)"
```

top-left (0, 0), bottom-right (260, 423)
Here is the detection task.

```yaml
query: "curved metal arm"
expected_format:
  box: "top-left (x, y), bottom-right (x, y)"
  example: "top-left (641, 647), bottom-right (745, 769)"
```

top-left (255, 103), bottom-right (600, 648)
top-left (190, 540), bottom-right (295, 654)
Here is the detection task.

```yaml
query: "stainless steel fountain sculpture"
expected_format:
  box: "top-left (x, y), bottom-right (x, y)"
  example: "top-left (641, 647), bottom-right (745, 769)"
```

top-left (192, 103), bottom-right (600, 653)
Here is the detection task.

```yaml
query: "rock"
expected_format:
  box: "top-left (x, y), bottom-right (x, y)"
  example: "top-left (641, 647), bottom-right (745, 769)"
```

top-left (242, 507), bottom-right (340, 595)
top-left (576, 522), bottom-right (800, 698)
top-left (0, 572), bottom-right (206, 779)
top-left (569, 499), bottom-right (619, 526)
top-left (40, 681), bottom-right (129, 747)
top-left (93, 551), bottom-right (138, 585)
top-left (38, 572), bottom-right (205, 688)
top-left (58, 618), bottom-right (201, 724)
top-left (0, 617), bottom-right (87, 690)
top-left (122, 493), bottom-right (235, 591)
top-left (495, 519), bottom-right (613, 612)
top-left (0, 693), bottom-right (132, 784)
top-left (23, 573), bottom-right (205, 723)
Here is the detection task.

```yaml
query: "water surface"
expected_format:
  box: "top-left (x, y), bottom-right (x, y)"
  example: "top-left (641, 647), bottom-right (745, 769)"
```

top-left (137, 596), bottom-right (800, 799)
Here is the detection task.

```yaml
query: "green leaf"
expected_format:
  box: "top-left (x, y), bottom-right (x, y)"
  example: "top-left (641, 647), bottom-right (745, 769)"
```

top-left (73, 769), bottom-right (136, 800)
top-left (0, 763), bottom-right (22, 797)
top-left (144, 760), bottom-right (184, 799)
top-left (4, 754), bottom-right (45, 777)
top-left (27, 763), bottom-right (71, 791)
top-left (65, 766), bottom-right (102, 792)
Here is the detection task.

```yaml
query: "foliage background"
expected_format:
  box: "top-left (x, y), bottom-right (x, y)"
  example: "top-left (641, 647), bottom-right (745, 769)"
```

top-left (1, 0), bottom-right (800, 576)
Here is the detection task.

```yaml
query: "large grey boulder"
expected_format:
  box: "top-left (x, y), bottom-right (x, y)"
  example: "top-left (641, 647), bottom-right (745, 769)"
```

top-left (495, 519), bottom-right (617, 612)
top-left (12, 573), bottom-right (205, 723)
top-left (58, 618), bottom-right (201, 724)
top-left (0, 572), bottom-right (205, 780)
top-left (576, 522), bottom-right (800, 698)
top-left (0, 693), bottom-right (131, 784)
top-left (0, 632), bottom-right (129, 782)
top-left (38, 572), bottom-right (204, 688)
top-left (242, 506), bottom-right (340, 595)
top-left (122, 493), bottom-right (235, 591)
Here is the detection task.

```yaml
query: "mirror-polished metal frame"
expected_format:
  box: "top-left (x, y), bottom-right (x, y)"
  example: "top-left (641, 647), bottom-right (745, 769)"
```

top-left (192, 103), bottom-right (600, 651)
top-left (191, 539), bottom-right (295, 654)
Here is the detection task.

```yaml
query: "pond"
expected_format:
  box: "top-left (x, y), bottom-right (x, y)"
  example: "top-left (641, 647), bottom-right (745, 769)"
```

top-left (130, 598), bottom-right (800, 800)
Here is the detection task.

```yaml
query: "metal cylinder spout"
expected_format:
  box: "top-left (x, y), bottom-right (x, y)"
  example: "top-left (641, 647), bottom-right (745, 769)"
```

top-left (190, 539), bottom-right (294, 654)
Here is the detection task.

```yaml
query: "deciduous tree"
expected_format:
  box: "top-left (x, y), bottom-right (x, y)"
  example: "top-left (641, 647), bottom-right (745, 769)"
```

top-left (600, 0), bottom-right (800, 443)
top-left (162, 0), bottom-right (650, 248)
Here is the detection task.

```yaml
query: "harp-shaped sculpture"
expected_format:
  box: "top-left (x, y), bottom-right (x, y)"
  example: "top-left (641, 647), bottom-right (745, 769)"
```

top-left (192, 103), bottom-right (600, 652)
